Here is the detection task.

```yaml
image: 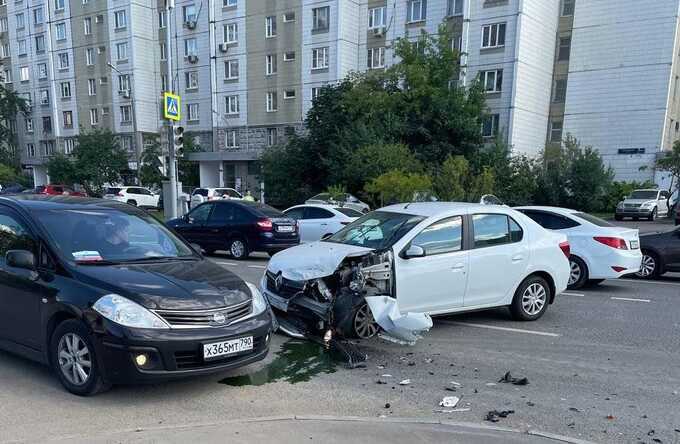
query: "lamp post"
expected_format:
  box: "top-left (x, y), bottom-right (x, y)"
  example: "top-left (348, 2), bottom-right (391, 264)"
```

top-left (107, 62), bottom-right (140, 184)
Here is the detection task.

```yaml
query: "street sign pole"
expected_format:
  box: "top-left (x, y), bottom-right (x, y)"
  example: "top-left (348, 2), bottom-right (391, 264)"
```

top-left (166, 0), bottom-right (178, 219)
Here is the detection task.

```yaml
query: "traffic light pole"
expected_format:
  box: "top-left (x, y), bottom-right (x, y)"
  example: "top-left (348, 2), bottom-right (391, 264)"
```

top-left (166, 0), bottom-right (178, 219)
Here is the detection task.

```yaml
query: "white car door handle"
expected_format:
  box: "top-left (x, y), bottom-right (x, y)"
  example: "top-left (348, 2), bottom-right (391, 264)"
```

top-left (452, 263), bottom-right (465, 271)
top-left (511, 254), bottom-right (524, 262)
top-left (320, 223), bottom-right (328, 226)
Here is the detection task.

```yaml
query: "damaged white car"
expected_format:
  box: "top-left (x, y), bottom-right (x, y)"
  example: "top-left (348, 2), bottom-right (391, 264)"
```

top-left (261, 203), bottom-right (571, 346)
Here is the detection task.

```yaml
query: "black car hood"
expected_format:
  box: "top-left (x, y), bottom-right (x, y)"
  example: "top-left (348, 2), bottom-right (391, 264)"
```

top-left (74, 259), bottom-right (251, 310)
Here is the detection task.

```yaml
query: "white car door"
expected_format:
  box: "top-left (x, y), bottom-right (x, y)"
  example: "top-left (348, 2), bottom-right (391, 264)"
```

top-left (283, 207), bottom-right (307, 241)
top-left (302, 207), bottom-right (335, 241)
top-left (394, 216), bottom-right (469, 314)
top-left (658, 191), bottom-right (669, 216)
top-left (465, 213), bottom-right (529, 307)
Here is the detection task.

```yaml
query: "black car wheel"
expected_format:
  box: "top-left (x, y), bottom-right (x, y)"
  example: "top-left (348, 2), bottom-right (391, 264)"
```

top-left (567, 256), bottom-right (588, 290)
top-left (229, 238), bottom-right (249, 260)
top-left (352, 303), bottom-right (379, 339)
top-left (50, 319), bottom-right (110, 396)
top-left (648, 208), bottom-right (657, 221)
top-left (637, 251), bottom-right (659, 279)
top-left (510, 276), bottom-right (551, 321)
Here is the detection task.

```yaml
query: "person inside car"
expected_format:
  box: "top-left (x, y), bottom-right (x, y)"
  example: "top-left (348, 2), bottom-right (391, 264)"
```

top-left (98, 217), bottom-right (131, 258)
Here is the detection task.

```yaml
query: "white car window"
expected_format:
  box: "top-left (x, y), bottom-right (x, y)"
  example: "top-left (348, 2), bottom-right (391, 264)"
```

top-left (411, 216), bottom-right (462, 255)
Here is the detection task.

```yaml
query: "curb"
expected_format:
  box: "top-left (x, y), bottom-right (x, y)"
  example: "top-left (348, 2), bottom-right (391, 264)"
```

top-left (28, 415), bottom-right (596, 444)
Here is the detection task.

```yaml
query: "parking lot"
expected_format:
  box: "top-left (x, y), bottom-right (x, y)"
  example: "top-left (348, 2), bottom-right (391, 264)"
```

top-left (0, 220), bottom-right (679, 443)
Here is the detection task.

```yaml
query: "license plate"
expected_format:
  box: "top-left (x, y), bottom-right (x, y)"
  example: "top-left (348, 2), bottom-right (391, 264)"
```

top-left (203, 336), bottom-right (253, 360)
top-left (630, 240), bottom-right (639, 249)
top-left (277, 225), bottom-right (294, 232)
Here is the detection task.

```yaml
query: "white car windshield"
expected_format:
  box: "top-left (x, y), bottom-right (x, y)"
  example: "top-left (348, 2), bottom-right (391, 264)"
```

top-left (327, 211), bottom-right (425, 249)
top-left (629, 191), bottom-right (658, 199)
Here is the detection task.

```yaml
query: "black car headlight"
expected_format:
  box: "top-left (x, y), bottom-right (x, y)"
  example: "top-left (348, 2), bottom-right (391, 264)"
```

top-left (93, 294), bottom-right (171, 329)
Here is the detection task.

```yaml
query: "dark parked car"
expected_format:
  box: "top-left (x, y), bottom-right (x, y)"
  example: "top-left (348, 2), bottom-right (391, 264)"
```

top-left (0, 195), bottom-right (274, 395)
top-left (636, 226), bottom-right (680, 278)
top-left (167, 200), bottom-right (299, 259)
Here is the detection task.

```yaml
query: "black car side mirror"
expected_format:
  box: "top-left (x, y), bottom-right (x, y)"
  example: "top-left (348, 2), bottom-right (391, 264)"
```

top-left (6, 250), bottom-right (36, 270)
top-left (402, 245), bottom-right (426, 259)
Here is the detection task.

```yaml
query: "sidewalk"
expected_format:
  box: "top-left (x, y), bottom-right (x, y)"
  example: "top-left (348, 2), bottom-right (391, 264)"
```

top-left (45, 416), bottom-right (593, 444)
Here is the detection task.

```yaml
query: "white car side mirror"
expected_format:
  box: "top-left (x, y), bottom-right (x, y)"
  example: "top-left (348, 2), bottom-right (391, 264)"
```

top-left (403, 245), bottom-right (425, 259)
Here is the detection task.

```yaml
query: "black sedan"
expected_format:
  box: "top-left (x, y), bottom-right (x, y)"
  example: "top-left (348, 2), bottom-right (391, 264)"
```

top-left (0, 195), bottom-right (274, 395)
top-left (168, 200), bottom-right (299, 259)
top-left (636, 226), bottom-right (680, 278)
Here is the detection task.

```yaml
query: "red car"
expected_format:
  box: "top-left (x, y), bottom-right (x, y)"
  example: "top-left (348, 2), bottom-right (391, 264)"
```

top-left (34, 184), bottom-right (87, 197)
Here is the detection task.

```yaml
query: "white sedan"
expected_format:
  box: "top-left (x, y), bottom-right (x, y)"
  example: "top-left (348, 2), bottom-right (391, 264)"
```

top-left (282, 204), bottom-right (362, 243)
top-left (515, 206), bottom-right (642, 289)
top-left (262, 202), bottom-right (570, 343)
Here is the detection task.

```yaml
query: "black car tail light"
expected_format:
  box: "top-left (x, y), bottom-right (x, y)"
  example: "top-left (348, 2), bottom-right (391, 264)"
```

top-left (256, 218), bottom-right (273, 231)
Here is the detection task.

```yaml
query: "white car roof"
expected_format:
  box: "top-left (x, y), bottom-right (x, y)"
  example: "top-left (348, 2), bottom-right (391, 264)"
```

top-left (287, 203), bottom-right (340, 210)
top-left (514, 206), bottom-right (579, 216)
top-left (379, 202), bottom-right (510, 217)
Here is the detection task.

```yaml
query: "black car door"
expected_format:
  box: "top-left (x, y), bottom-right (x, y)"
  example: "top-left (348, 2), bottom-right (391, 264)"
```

top-left (0, 208), bottom-right (44, 349)
top-left (204, 202), bottom-right (234, 249)
top-left (174, 203), bottom-right (214, 245)
top-left (664, 228), bottom-right (680, 270)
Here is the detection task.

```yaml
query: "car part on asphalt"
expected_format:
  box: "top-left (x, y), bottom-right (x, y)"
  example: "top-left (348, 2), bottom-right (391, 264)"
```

top-left (498, 371), bottom-right (529, 385)
top-left (485, 410), bottom-right (515, 422)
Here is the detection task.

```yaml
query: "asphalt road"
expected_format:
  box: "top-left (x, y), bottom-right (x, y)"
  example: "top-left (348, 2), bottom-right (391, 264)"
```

top-left (0, 219), bottom-right (678, 444)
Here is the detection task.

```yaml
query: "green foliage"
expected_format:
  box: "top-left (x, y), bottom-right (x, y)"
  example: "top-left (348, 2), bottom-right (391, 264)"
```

top-left (656, 139), bottom-right (680, 192)
top-left (0, 85), bottom-right (28, 169)
top-left (45, 153), bottom-right (78, 185)
top-left (364, 170), bottom-right (432, 206)
top-left (433, 155), bottom-right (495, 202)
top-left (139, 137), bottom-right (166, 188)
top-left (325, 184), bottom-right (347, 201)
top-left (261, 137), bottom-right (314, 206)
top-left (178, 135), bottom-right (200, 187)
top-left (341, 143), bottom-right (423, 193)
top-left (602, 180), bottom-right (656, 213)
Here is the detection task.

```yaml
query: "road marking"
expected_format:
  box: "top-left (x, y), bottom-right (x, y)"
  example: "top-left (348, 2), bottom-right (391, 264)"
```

top-left (214, 261), bottom-right (238, 266)
top-left (615, 279), bottom-right (680, 287)
top-left (561, 292), bottom-right (585, 297)
top-left (248, 265), bottom-right (267, 269)
top-left (611, 297), bottom-right (651, 303)
top-left (438, 321), bottom-right (560, 337)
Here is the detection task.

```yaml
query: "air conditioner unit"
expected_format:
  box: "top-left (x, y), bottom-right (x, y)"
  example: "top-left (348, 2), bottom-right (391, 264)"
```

top-left (372, 27), bottom-right (385, 37)
top-left (184, 20), bottom-right (197, 30)
top-left (118, 89), bottom-right (130, 99)
top-left (218, 42), bottom-right (229, 53)
top-left (187, 54), bottom-right (198, 63)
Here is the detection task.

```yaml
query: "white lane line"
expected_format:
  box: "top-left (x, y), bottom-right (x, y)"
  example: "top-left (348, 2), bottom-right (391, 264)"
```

top-left (615, 279), bottom-right (680, 287)
top-left (611, 297), bottom-right (651, 303)
top-left (438, 321), bottom-right (560, 337)
top-left (561, 292), bottom-right (585, 297)
top-left (214, 261), bottom-right (238, 266)
top-left (248, 265), bottom-right (267, 269)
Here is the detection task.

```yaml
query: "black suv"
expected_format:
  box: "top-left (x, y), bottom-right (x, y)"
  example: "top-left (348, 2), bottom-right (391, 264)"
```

top-left (168, 201), bottom-right (299, 259)
top-left (0, 195), bottom-right (274, 395)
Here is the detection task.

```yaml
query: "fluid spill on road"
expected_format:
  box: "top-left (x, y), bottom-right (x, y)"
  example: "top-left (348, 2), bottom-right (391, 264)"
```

top-left (219, 340), bottom-right (338, 386)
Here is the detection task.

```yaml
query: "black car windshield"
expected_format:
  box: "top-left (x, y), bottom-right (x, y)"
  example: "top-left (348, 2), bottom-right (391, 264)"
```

top-left (629, 191), bottom-right (658, 199)
top-left (327, 211), bottom-right (425, 249)
top-left (33, 208), bottom-right (195, 263)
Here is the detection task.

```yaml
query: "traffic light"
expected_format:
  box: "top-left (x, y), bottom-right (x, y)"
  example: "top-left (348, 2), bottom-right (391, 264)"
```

top-left (173, 125), bottom-right (184, 158)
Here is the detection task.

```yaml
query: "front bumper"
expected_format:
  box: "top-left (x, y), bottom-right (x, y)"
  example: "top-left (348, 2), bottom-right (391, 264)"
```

top-left (89, 310), bottom-right (274, 384)
top-left (615, 208), bottom-right (653, 217)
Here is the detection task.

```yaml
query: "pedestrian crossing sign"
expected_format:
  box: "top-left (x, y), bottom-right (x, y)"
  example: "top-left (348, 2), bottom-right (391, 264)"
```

top-left (163, 92), bottom-right (181, 121)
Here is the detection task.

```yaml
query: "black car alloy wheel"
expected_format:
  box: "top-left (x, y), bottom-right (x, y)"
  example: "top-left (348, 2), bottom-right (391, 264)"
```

top-left (229, 238), bottom-right (249, 260)
top-left (353, 303), bottom-right (379, 339)
top-left (636, 252), bottom-right (658, 278)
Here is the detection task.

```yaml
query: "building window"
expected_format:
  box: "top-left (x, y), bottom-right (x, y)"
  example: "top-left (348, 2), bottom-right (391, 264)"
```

top-left (266, 92), bottom-right (277, 112)
top-left (39, 89), bottom-right (50, 105)
top-left (265, 16), bottom-right (276, 37)
top-left (114, 10), bottom-right (126, 29)
top-left (25, 118), bottom-right (33, 132)
top-left (34, 8), bottom-right (43, 25)
top-left (120, 105), bottom-right (131, 123)
top-left (63, 111), bottom-right (73, 128)
top-left (550, 120), bottom-right (563, 143)
top-left (184, 38), bottom-right (197, 56)
top-left (283, 89), bottom-right (295, 100)
top-left (482, 114), bottom-right (499, 138)
top-left (481, 23), bottom-right (506, 49)
top-left (84, 17), bottom-right (92, 35)
top-left (311, 87), bottom-right (321, 101)
top-left (224, 23), bottom-right (238, 43)
top-left (64, 139), bottom-right (74, 155)
top-left (0, 43), bottom-right (8, 59)
top-left (553, 79), bottom-right (567, 103)
top-left (100, 76), bottom-right (108, 84)
top-left (265, 54), bottom-right (277, 75)
top-left (481, 69), bottom-right (502, 93)
top-left (90, 108), bottom-right (99, 125)
top-left (283, 11), bottom-right (295, 22)
top-left (160, 43), bottom-right (167, 60)
top-left (96, 14), bottom-right (104, 24)
top-left (225, 95), bottom-right (239, 114)
top-left (20, 66), bottom-right (29, 82)
top-left (120, 136), bottom-right (133, 152)
top-left (116, 42), bottom-right (128, 61)
top-left (54, 0), bottom-right (65, 10)
top-left (161, 74), bottom-right (167, 91)
top-left (561, 0), bottom-right (575, 16)
top-left (42, 116), bottom-right (52, 133)
top-left (86, 48), bottom-right (95, 65)
top-left (0, 17), bottom-right (7, 33)
top-left (16, 13), bottom-right (25, 29)
top-left (1, 69), bottom-right (11, 83)
top-left (312, 6), bottom-right (329, 32)
top-left (58, 53), bottom-right (69, 69)
top-left (35, 35), bottom-right (46, 52)
top-left (368, 6), bottom-right (386, 29)
top-left (223, 0), bottom-right (236, 7)
top-left (54, 22), bottom-right (67, 40)
top-left (17, 39), bottom-right (26, 56)
top-left (283, 51), bottom-right (296, 62)
top-left (187, 103), bottom-right (199, 121)
top-left (266, 128), bottom-right (277, 146)
top-left (183, 4), bottom-right (197, 23)
top-left (27, 143), bottom-right (35, 157)
top-left (558, 36), bottom-right (571, 61)
top-left (407, 0), bottom-right (426, 22)
top-left (367, 47), bottom-right (385, 69)
top-left (118, 74), bottom-right (130, 93)
top-left (60, 81), bottom-right (71, 98)
top-left (225, 59), bottom-right (239, 79)
top-left (447, 0), bottom-right (464, 16)
top-left (159, 11), bottom-right (166, 28)
top-left (185, 71), bottom-right (199, 90)
top-left (88, 78), bottom-right (96, 95)
top-left (311, 47), bottom-right (329, 70)
top-left (225, 130), bottom-right (238, 148)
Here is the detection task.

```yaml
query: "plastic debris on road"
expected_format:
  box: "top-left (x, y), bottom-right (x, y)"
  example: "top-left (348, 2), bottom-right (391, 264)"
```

top-left (439, 396), bottom-right (460, 408)
top-left (399, 379), bottom-right (411, 385)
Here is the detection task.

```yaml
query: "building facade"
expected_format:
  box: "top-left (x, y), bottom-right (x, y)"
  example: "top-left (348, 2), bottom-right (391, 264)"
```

top-left (1, 0), bottom-right (679, 189)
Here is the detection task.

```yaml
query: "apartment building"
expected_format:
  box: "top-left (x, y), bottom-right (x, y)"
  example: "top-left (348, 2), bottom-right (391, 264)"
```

top-left (1, 0), bottom-right (679, 189)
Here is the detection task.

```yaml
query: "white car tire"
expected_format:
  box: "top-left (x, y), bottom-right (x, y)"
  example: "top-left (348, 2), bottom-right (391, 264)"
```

top-left (510, 276), bottom-right (551, 321)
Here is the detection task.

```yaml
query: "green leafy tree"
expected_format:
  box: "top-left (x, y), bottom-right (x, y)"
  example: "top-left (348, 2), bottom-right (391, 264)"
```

top-left (656, 139), bottom-right (680, 193)
top-left (261, 136), bottom-right (314, 207)
top-left (326, 184), bottom-right (347, 201)
top-left (341, 142), bottom-right (423, 193)
top-left (364, 170), bottom-right (432, 206)
top-left (45, 153), bottom-right (79, 185)
top-left (139, 137), bottom-right (166, 188)
top-left (603, 180), bottom-right (656, 213)
top-left (178, 135), bottom-right (200, 188)
top-left (434, 155), bottom-right (495, 202)
top-left (0, 85), bottom-right (28, 169)
top-left (74, 129), bottom-right (128, 196)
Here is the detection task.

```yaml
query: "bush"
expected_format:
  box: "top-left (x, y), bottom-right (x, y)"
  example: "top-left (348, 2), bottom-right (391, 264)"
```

top-left (433, 155), bottom-right (494, 202)
top-left (602, 180), bottom-right (656, 213)
top-left (364, 170), bottom-right (432, 206)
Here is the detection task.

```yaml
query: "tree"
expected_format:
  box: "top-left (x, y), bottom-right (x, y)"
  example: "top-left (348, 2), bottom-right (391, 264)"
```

top-left (433, 155), bottom-right (495, 202)
top-left (45, 153), bottom-right (78, 185)
top-left (0, 85), bottom-right (28, 169)
top-left (139, 137), bottom-right (165, 188)
top-left (656, 139), bottom-right (680, 193)
top-left (72, 129), bottom-right (128, 196)
top-left (364, 170), bottom-right (432, 206)
top-left (340, 142), bottom-right (423, 193)
top-left (178, 135), bottom-right (200, 188)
